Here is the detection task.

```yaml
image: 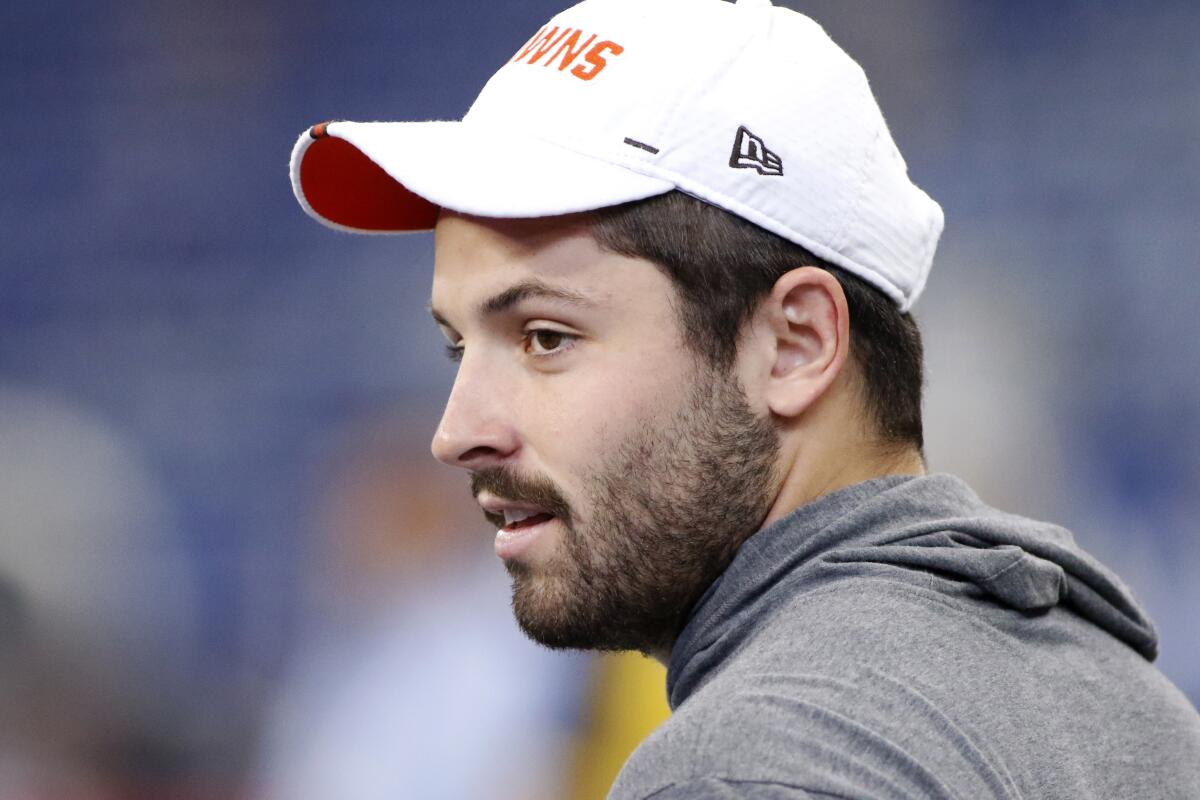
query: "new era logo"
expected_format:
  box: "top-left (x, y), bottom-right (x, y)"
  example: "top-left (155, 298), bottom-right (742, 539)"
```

top-left (729, 126), bottom-right (783, 176)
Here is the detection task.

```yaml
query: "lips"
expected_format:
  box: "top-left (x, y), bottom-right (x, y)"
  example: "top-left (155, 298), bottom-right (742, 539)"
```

top-left (503, 508), bottom-right (556, 530)
top-left (476, 493), bottom-right (562, 561)
top-left (476, 493), bottom-right (556, 530)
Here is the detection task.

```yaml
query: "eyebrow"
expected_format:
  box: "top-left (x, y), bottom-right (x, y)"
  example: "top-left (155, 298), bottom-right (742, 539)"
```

top-left (429, 279), bottom-right (593, 328)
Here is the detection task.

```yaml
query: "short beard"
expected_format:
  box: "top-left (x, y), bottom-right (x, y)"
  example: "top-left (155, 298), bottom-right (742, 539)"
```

top-left (474, 366), bottom-right (779, 658)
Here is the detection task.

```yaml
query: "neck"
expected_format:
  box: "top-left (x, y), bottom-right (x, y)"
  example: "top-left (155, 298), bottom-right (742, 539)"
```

top-left (763, 431), bottom-right (925, 529)
top-left (645, 442), bottom-right (922, 668)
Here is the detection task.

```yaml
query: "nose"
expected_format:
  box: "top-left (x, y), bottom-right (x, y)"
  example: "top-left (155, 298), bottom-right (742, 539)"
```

top-left (431, 358), bottom-right (520, 469)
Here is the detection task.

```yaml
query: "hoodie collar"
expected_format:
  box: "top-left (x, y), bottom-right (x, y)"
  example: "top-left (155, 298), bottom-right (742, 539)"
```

top-left (666, 474), bottom-right (1158, 710)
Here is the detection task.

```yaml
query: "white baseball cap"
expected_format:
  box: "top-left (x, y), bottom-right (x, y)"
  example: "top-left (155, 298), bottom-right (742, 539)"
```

top-left (290, 0), bottom-right (943, 310)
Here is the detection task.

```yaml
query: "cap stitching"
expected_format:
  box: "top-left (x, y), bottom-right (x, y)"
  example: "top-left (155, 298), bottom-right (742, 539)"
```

top-left (644, 8), bottom-right (764, 169)
top-left (827, 76), bottom-right (884, 259)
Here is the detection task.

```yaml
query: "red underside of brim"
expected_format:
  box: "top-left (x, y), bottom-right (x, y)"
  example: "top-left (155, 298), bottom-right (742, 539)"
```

top-left (299, 136), bottom-right (439, 231)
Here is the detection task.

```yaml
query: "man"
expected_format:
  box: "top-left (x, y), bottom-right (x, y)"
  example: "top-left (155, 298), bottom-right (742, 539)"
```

top-left (288, 0), bottom-right (1200, 796)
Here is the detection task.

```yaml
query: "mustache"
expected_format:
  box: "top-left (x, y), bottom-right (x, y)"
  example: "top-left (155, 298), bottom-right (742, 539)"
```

top-left (471, 467), bottom-right (573, 527)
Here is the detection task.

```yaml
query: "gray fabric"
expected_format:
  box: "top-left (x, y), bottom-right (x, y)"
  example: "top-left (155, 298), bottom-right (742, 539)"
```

top-left (609, 474), bottom-right (1200, 799)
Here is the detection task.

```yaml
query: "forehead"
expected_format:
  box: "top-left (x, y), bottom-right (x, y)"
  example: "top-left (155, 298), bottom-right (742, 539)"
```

top-left (430, 212), bottom-right (676, 319)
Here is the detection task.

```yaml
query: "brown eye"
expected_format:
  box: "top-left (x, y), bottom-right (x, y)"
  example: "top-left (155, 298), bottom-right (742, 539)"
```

top-left (525, 329), bottom-right (577, 357)
top-left (531, 330), bottom-right (564, 352)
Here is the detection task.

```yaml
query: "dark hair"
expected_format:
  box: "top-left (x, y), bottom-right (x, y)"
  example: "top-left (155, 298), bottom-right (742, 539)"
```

top-left (591, 191), bottom-right (925, 451)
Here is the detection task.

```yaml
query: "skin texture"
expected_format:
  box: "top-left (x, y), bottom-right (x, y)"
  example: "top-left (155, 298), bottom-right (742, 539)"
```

top-left (429, 211), bottom-right (925, 661)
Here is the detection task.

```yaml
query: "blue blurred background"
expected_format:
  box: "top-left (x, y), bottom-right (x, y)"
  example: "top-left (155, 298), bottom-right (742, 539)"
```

top-left (2, 1), bottom-right (1197, 796)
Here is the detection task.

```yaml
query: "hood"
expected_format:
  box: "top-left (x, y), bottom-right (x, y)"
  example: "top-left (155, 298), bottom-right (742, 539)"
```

top-left (667, 474), bottom-right (1159, 709)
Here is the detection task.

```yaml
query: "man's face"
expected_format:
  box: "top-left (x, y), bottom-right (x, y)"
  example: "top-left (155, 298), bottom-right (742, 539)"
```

top-left (430, 212), bottom-right (778, 656)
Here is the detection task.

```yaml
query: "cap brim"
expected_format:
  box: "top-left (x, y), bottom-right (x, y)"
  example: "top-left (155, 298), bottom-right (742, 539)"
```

top-left (290, 120), bottom-right (675, 234)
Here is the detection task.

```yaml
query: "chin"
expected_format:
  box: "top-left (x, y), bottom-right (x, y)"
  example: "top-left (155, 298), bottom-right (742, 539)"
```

top-left (507, 562), bottom-right (681, 655)
top-left (507, 566), bottom-right (594, 650)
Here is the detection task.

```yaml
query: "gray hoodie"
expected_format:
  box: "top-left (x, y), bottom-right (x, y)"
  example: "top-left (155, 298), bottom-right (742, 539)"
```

top-left (609, 474), bottom-right (1200, 799)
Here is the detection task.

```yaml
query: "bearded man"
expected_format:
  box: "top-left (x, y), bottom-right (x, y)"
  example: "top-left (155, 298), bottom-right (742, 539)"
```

top-left (288, 0), bottom-right (1200, 796)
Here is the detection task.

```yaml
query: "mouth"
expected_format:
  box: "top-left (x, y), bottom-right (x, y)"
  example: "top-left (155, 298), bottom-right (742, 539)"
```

top-left (477, 493), bottom-right (558, 529)
top-left (500, 508), bottom-right (557, 531)
top-left (477, 494), bottom-right (561, 561)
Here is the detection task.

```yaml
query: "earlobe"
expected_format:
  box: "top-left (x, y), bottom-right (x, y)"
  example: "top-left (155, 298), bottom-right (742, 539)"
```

top-left (765, 268), bottom-right (850, 418)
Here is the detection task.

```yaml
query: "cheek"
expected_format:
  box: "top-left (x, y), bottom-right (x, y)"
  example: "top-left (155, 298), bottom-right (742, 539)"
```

top-left (527, 353), bottom-right (691, 476)
top-left (525, 376), bottom-right (621, 466)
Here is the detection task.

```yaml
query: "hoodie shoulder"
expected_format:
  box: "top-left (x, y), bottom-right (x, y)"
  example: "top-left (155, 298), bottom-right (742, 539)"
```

top-left (622, 580), bottom-right (1200, 800)
top-left (610, 636), bottom-right (1021, 800)
top-left (649, 476), bottom-right (1200, 800)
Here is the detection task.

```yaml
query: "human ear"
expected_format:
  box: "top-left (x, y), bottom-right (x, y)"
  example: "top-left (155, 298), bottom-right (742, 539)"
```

top-left (763, 267), bottom-right (851, 418)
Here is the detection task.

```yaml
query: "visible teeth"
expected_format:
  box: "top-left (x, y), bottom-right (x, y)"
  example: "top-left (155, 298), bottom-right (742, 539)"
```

top-left (504, 509), bottom-right (538, 526)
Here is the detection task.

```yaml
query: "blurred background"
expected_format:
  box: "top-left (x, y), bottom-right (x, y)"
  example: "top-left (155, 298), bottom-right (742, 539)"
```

top-left (1, 0), bottom-right (1197, 797)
